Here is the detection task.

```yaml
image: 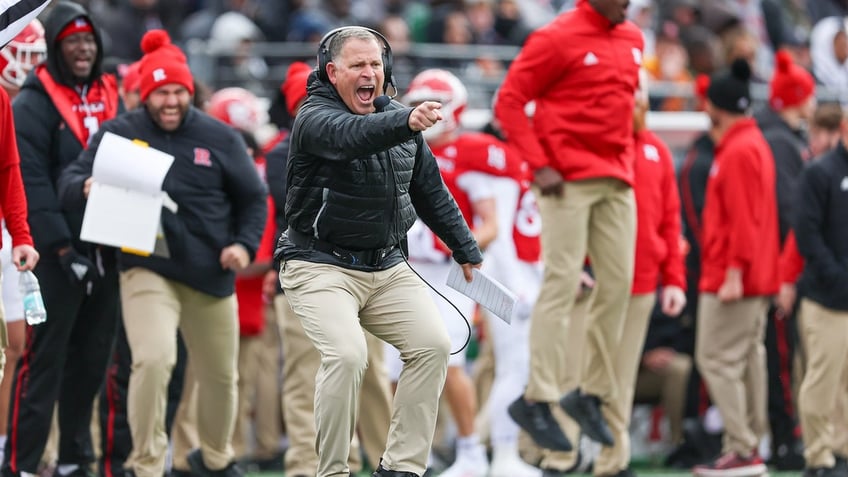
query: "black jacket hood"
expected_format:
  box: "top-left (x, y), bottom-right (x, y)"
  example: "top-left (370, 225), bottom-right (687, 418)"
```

top-left (43, 1), bottom-right (104, 87)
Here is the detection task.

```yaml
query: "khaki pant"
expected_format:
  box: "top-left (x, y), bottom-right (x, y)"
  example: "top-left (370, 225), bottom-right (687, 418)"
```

top-left (253, 304), bottom-right (283, 459)
top-left (357, 331), bottom-right (393, 468)
top-left (536, 291), bottom-right (592, 472)
top-left (797, 299), bottom-right (848, 468)
top-left (280, 261), bottom-right (446, 477)
top-left (634, 352), bottom-right (692, 444)
top-left (121, 268), bottom-right (238, 477)
top-left (695, 294), bottom-right (768, 456)
top-left (275, 293), bottom-right (391, 475)
top-left (594, 293), bottom-right (656, 476)
top-left (169, 362), bottom-right (199, 472)
top-left (233, 335), bottom-right (261, 460)
top-left (232, 304), bottom-right (284, 462)
top-left (527, 178), bottom-right (635, 403)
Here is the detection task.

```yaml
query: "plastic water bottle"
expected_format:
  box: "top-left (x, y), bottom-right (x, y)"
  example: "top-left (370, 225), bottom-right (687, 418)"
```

top-left (19, 270), bottom-right (46, 325)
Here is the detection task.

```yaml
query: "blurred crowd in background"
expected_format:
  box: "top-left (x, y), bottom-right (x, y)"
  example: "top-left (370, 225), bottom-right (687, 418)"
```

top-left (50, 0), bottom-right (848, 111)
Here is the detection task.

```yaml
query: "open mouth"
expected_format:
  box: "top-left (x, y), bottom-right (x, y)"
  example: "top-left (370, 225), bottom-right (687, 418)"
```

top-left (161, 109), bottom-right (180, 121)
top-left (356, 85), bottom-right (375, 103)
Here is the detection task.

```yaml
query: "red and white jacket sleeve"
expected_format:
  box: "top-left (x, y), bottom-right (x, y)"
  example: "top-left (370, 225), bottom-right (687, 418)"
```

top-left (493, 28), bottom-right (564, 171)
top-left (0, 88), bottom-right (32, 248)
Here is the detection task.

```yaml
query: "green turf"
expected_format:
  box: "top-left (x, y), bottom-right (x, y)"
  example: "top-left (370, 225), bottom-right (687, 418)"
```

top-left (246, 470), bottom-right (796, 477)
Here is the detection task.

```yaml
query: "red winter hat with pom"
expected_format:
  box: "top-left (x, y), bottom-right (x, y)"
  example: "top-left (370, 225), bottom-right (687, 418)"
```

top-left (282, 62), bottom-right (312, 116)
top-left (138, 30), bottom-right (194, 101)
top-left (769, 50), bottom-right (815, 111)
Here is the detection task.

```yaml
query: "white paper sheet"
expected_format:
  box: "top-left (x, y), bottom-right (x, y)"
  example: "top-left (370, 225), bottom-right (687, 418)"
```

top-left (81, 183), bottom-right (163, 252)
top-left (92, 133), bottom-right (174, 193)
top-left (446, 261), bottom-right (517, 324)
top-left (80, 132), bottom-right (175, 254)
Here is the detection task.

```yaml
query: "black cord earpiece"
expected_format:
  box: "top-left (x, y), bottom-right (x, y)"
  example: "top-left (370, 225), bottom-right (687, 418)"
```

top-left (401, 256), bottom-right (473, 356)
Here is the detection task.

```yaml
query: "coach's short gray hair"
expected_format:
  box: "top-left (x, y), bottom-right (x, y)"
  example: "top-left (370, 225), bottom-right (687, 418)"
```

top-left (327, 27), bottom-right (383, 64)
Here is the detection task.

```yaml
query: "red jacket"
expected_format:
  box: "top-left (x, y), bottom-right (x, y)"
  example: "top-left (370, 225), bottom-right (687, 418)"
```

top-left (632, 130), bottom-right (686, 294)
top-left (699, 118), bottom-right (780, 295)
top-left (494, 0), bottom-right (643, 186)
top-left (779, 230), bottom-right (804, 284)
top-left (0, 87), bottom-right (32, 249)
top-left (235, 194), bottom-right (276, 337)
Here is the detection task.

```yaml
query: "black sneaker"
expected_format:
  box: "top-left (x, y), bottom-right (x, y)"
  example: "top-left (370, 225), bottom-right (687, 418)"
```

top-left (559, 390), bottom-right (614, 446)
top-left (541, 469), bottom-right (567, 477)
top-left (372, 463), bottom-right (420, 476)
top-left (507, 396), bottom-right (573, 451)
top-left (187, 449), bottom-right (243, 477)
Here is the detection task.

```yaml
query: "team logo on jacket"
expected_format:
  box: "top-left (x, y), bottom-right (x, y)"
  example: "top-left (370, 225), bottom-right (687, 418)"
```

top-left (643, 144), bottom-right (659, 162)
top-left (583, 52), bottom-right (599, 66)
top-left (632, 48), bottom-right (642, 65)
top-left (193, 147), bottom-right (212, 167)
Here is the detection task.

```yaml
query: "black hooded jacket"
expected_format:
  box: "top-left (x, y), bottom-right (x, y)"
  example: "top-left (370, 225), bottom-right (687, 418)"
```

top-left (13, 1), bottom-right (121, 255)
top-left (57, 107), bottom-right (268, 297)
top-left (754, 106), bottom-right (808, 245)
top-left (278, 73), bottom-right (481, 271)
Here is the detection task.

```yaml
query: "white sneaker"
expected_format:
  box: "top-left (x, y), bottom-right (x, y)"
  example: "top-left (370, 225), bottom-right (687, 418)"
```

top-left (439, 454), bottom-right (490, 477)
top-left (488, 453), bottom-right (541, 477)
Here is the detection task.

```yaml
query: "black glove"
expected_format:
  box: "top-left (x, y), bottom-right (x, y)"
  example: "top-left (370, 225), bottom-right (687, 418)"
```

top-left (58, 248), bottom-right (97, 289)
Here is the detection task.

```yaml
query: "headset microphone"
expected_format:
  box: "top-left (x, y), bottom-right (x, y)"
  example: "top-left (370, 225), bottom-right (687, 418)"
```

top-left (374, 95), bottom-right (391, 112)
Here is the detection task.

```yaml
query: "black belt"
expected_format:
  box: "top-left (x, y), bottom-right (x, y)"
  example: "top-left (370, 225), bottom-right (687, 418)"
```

top-left (286, 229), bottom-right (397, 267)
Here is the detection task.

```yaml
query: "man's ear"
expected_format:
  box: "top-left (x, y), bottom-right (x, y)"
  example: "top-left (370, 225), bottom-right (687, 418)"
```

top-left (326, 62), bottom-right (337, 86)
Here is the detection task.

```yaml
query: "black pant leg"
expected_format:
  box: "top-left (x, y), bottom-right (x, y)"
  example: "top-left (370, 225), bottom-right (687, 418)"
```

top-left (99, 318), bottom-right (132, 477)
top-left (57, 263), bottom-right (120, 466)
top-left (2, 261), bottom-right (87, 474)
top-left (765, 307), bottom-right (799, 449)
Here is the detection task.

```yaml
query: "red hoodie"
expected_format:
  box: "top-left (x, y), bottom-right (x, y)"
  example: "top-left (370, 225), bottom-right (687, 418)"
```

top-left (494, 0), bottom-right (643, 186)
top-left (632, 130), bottom-right (686, 294)
top-left (699, 118), bottom-right (780, 296)
top-left (0, 87), bottom-right (32, 249)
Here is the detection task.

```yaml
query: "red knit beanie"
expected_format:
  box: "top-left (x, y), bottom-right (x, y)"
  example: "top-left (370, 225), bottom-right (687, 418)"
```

top-left (769, 50), bottom-right (815, 111)
top-left (57, 17), bottom-right (93, 42)
top-left (138, 30), bottom-right (194, 101)
top-left (282, 62), bottom-right (312, 116)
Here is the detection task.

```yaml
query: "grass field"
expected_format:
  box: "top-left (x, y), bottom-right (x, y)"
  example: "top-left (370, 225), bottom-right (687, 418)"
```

top-left (245, 469), bottom-right (794, 477)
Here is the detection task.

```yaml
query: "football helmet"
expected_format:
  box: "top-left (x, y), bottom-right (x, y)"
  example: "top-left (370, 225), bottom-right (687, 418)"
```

top-left (208, 87), bottom-right (268, 133)
top-left (0, 19), bottom-right (46, 92)
top-left (403, 69), bottom-right (468, 140)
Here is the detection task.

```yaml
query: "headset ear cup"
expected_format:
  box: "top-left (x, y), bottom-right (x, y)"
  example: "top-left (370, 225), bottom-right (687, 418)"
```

top-left (315, 26), bottom-right (395, 92)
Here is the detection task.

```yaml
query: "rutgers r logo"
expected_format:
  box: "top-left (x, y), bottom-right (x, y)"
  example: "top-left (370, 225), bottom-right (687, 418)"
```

top-left (152, 68), bottom-right (166, 82)
top-left (193, 148), bottom-right (212, 167)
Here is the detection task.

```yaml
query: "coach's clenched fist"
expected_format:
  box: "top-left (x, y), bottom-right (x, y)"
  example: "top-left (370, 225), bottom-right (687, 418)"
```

top-left (408, 101), bottom-right (443, 132)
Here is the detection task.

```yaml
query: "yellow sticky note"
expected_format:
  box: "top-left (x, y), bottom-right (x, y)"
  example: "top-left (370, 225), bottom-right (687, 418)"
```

top-left (121, 246), bottom-right (151, 257)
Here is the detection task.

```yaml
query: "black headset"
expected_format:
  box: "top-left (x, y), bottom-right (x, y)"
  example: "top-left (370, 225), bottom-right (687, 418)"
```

top-left (316, 26), bottom-right (396, 95)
